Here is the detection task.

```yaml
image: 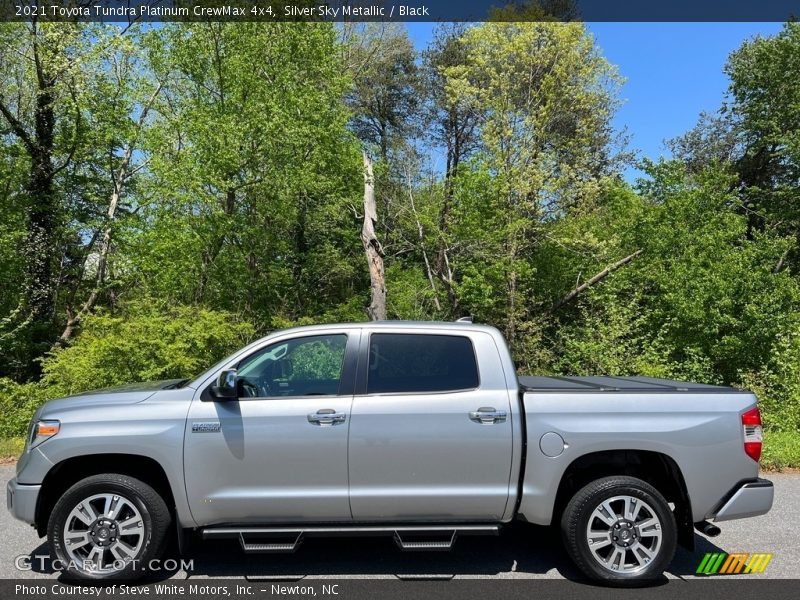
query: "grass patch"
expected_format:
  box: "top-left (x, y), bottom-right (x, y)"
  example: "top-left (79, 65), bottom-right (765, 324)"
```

top-left (0, 437), bottom-right (24, 463)
top-left (761, 429), bottom-right (800, 471)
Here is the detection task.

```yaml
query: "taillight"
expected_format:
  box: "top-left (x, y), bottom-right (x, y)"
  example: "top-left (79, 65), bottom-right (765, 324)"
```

top-left (742, 407), bottom-right (762, 462)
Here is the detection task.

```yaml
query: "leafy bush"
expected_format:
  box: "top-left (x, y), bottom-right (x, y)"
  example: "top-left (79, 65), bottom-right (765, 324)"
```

top-left (40, 303), bottom-right (256, 398)
top-left (0, 303), bottom-right (256, 437)
top-left (0, 436), bottom-right (25, 459)
top-left (0, 378), bottom-right (44, 438)
top-left (741, 326), bottom-right (800, 432)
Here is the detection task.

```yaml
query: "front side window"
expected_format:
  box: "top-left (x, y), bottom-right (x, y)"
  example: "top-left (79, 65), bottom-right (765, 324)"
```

top-left (237, 334), bottom-right (347, 397)
top-left (367, 333), bottom-right (479, 394)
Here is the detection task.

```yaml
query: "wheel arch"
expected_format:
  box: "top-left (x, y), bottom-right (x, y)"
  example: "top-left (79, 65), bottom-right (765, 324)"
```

top-left (36, 453), bottom-right (176, 537)
top-left (552, 449), bottom-right (694, 550)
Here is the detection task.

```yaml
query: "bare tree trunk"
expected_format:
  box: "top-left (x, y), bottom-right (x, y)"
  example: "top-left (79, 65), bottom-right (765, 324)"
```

top-left (58, 160), bottom-right (127, 344)
top-left (439, 248), bottom-right (458, 313)
top-left (406, 175), bottom-right (441, 311)
top-left (361, 150), bottom-right (386, 321)
top-left (552, 250), bottom-right (643, 311)
top-left (506, 235), bottom-right (518, 344)
top-left (435, 170), bottom-right (459, 316)
top-left (57, 84), bottom-right (161, 344)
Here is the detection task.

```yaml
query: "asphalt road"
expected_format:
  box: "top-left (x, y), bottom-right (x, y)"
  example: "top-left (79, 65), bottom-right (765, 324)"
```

top-left (2, 465), bottom-right (798, 581)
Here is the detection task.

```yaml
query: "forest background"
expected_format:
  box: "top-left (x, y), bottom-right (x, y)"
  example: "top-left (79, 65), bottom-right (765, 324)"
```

top-left (1, 17), bottom-right (799, 467)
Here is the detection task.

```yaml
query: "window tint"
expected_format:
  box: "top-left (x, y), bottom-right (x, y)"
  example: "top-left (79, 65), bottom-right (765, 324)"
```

top-left (367, 334), bottom-right (479, 394)
top-left (237, 334), bottom-right (347, 397)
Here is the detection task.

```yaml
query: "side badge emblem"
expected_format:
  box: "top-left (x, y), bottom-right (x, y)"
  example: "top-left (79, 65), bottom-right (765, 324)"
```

top-left (192, 422), bottom-right (221, 433)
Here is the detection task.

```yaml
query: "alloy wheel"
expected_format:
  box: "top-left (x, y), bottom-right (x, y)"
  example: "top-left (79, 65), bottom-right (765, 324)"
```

top-left (585, 494), bottom-right (663, 574)
top-left (62, 492), bottom-right (145, 574)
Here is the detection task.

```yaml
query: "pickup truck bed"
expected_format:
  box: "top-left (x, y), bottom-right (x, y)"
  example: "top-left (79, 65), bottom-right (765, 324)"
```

top-left (517, 370), bottom-right (764, 527)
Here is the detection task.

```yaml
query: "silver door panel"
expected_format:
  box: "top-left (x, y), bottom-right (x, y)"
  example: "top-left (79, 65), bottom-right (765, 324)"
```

top-left (348, 329), bottom-right (514, 521)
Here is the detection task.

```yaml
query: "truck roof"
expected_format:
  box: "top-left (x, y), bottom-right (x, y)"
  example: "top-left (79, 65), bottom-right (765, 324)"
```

top-left (267, 320), bottom-right (501, 336)
top-left (519, 375), bottom-right (748, 393)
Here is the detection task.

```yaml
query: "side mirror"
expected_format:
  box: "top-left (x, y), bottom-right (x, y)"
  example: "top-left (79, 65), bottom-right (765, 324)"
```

top-left (211, 369), bottom-right (238, 400)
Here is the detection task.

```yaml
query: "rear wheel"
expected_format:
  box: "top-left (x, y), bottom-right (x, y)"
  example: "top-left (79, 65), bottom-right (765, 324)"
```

top-left (561, 476), bottom-right (677, 585)
top-left (48, 474), bottom-right (171, 581)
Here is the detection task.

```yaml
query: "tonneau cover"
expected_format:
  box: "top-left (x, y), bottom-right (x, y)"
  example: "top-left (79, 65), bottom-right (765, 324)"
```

top-left (518, 375), bottom-right (745, 393)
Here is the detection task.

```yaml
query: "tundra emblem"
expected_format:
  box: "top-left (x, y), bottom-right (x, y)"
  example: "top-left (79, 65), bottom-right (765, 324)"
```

top-left (192, 422), bottom-right (221, 433)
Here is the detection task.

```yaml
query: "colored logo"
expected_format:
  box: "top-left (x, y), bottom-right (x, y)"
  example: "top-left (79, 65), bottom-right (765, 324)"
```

top-left (696, 552), bottom-right (773, 575)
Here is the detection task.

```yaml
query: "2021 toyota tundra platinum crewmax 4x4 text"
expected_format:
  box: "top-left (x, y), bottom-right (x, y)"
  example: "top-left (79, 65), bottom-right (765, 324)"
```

top-left (7, 321), bottom-right (773, 584)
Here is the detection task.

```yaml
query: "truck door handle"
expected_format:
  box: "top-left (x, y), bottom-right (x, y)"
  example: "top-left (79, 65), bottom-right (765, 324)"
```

top-left (469, 407), bottom-right (507, 424)
top-left (307, 409), bottom-right (346, 426)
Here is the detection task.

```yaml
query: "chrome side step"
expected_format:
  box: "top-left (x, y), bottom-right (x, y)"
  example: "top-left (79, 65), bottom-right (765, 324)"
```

top-left (393, 530), bottom-right (457, 551)
top-left (238, 532), bottom-right (304, 554)
top-left (202, 524), bottom-right (499, 554)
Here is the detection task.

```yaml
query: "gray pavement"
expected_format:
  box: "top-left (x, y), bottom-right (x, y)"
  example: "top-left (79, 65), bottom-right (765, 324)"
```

top-left (2, 465), bottom-right (798, 580)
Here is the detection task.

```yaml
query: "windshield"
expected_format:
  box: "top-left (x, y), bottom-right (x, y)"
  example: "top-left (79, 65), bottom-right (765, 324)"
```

top-left (182, 332), bottom-right (279, 388)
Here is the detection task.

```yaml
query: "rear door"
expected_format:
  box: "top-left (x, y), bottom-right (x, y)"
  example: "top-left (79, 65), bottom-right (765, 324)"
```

top-left (348, 330), bottom-right (514, 521)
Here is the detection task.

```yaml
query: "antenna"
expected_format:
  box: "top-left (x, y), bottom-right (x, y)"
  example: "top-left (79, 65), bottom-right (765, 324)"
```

top-left (456, 316), bottom-right (473, 323)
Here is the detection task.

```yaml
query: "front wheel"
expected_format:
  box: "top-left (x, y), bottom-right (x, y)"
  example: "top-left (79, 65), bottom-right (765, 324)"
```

top-left (561, 476), bottom-right (677, 586)
top-left (48, 474), bottom-right (171, 581)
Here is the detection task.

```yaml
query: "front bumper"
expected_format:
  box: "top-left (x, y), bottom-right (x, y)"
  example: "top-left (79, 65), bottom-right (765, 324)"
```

top-left (712, 478), bottom-right (774, 521)
top-left (6, 477), bottom-right (40, 525)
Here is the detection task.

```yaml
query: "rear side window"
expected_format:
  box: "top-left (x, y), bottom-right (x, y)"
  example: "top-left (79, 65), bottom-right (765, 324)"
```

top-left (367, 334), bottom-right (479, 394)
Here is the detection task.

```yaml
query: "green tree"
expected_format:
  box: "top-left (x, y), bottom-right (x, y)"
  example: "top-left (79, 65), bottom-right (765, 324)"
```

top-left (726, 22), bottom-right (800, 249)
top-left (0, 23), bottom-right (144, 377)
top-left (443, 22), bottom-right (622, 344)
top-left (0, 23), bottom-right (90, 370)
top-left (672, 23), bottom-right (800, 268)
top-left (345, 23), bottom-right (421, 163)
top-left (131, 23), bottom-right (363, 327)
top-left (421, 24), bottom-right (480, 315)
top-left (543, 161), bottom-right (798, 390)
top-left (58, 26), bottom-right (163, 344)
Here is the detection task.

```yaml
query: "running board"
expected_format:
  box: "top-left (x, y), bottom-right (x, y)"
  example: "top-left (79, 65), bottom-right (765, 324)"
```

top-left (238, 532), bottom-right (304, 554)
top-left (202, 524), bottom-right (499, 554)
top-left (393, 530), bottom-right (456, 551)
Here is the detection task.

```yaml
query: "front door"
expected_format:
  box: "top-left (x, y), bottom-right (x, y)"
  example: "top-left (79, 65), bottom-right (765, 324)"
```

top-left (184, 331), bottom-right (357, 525)
top-left (348, 330), bottom-right (514, 522)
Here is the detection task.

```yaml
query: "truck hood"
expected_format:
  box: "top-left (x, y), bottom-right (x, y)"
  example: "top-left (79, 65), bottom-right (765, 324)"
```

top-left (38, 379), bottom-right (185, 417)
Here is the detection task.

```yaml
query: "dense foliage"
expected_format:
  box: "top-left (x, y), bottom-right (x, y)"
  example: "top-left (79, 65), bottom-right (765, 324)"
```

top-left (1, 21), bottom-right (799, 441)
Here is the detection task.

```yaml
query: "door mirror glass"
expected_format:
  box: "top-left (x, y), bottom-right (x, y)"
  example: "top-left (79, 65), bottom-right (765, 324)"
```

top-left (212, 369), bottom-right (238, 400)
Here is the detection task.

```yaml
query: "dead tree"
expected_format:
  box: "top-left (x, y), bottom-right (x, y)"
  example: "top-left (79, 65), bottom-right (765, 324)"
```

top-left (361, 150), bottom-right (387, 321)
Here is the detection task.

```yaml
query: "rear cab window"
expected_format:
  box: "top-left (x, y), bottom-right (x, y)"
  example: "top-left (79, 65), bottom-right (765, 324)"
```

top-left (367, 333), bottom-right (479, 394)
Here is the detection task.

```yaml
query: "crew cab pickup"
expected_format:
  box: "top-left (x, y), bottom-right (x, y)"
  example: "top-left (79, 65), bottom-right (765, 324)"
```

top-left (7, 321), bottom-right (774, 584)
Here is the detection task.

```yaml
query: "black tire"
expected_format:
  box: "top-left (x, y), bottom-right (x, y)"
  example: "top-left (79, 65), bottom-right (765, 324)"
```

top-left (560, 476), bottom-right (677, 586)
top-left (48, 474), bottom-right (171, 581)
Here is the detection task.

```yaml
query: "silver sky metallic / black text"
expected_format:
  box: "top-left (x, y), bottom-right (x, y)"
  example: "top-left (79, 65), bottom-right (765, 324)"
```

top-left (284, 5), bottom-right (429, 18)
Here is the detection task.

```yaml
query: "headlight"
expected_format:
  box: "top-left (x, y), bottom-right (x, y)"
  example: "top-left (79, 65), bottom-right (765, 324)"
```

top-left (28, 420), bottom-right (60, 449)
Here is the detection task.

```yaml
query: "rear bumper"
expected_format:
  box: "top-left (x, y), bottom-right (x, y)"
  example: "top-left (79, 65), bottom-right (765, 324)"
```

top-left (6, 477), bottom-right (40, 525)
top-left (712, 478), bottom-right (773, 521)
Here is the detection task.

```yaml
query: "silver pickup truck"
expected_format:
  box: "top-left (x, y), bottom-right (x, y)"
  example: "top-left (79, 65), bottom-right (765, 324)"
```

top-left (7, 321), bottom-right (773, 584)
